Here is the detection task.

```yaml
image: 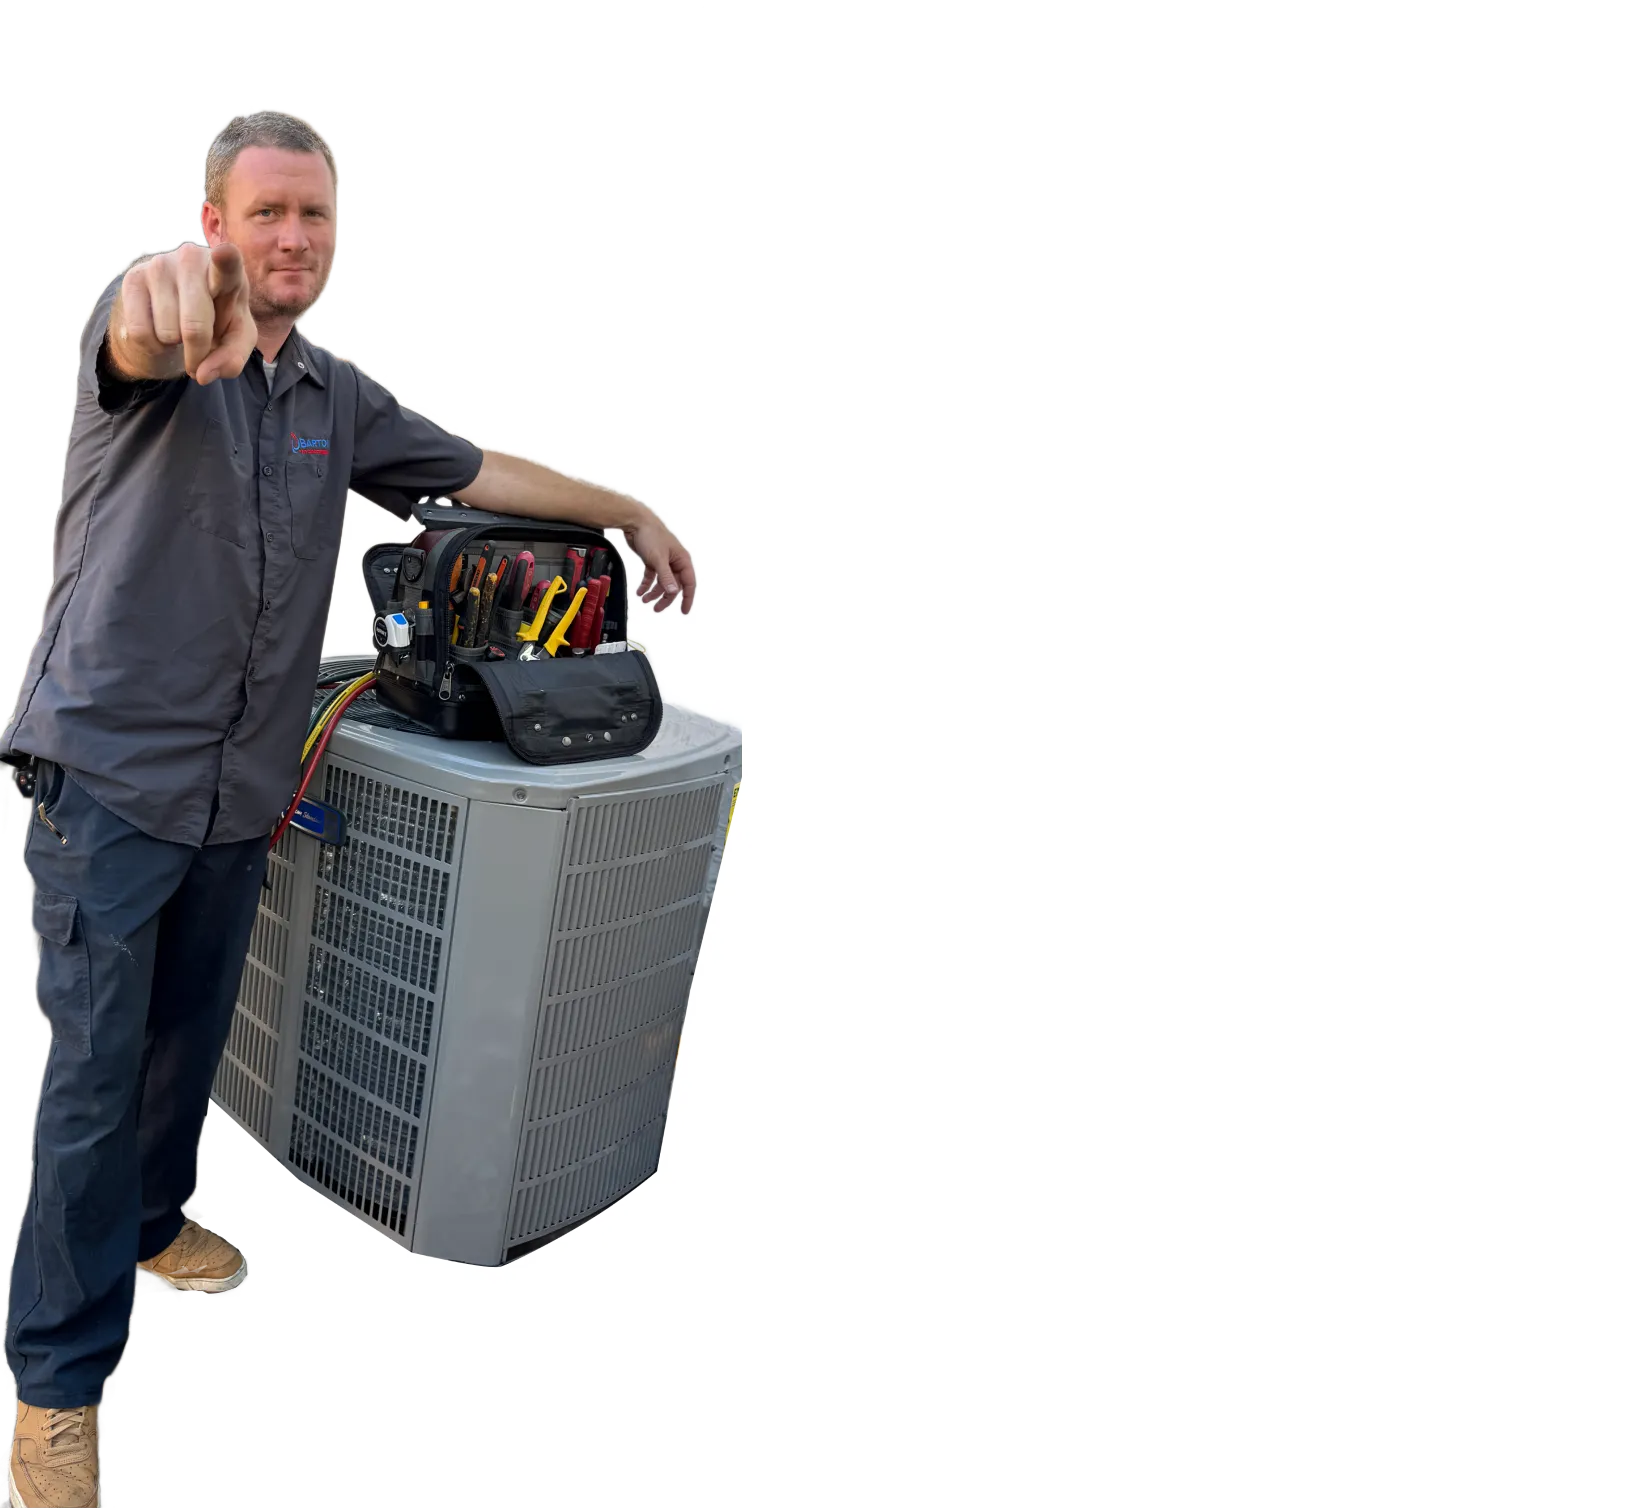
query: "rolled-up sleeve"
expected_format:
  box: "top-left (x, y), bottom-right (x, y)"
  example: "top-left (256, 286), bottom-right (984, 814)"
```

top-left (347, 363), bottom-right (484, 518)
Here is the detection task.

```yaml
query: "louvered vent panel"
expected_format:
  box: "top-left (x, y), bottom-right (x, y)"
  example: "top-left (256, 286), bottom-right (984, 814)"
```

top-left (508, 1117), bottom-right (668, 1246)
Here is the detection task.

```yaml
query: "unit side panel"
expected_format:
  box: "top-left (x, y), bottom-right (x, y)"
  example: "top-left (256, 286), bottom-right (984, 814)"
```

top-left (411, 802), bottom-right (566, 1265)
top-left (505, 774), bottom-right (731, 1254)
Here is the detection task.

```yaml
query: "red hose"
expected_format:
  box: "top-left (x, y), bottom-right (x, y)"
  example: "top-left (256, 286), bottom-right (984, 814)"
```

top-left (269, 677), bottom-right (374, 852)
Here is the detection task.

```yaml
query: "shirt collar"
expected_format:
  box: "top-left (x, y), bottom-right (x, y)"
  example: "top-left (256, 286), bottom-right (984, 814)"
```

top-left (279, 326), bottom-right (326, 389)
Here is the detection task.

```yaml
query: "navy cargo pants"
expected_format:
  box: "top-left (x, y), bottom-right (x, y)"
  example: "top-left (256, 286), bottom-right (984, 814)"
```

top-left (6, 762), bottom-right (266, 1407)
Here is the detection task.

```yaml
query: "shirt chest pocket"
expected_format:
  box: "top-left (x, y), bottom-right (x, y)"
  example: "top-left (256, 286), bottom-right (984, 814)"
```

top-left (187, 419), bottom-right (254, 549)
top-left (285, 458), bottom-right (338, 560)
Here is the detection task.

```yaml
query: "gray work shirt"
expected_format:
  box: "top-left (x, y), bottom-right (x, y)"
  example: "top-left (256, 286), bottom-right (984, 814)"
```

top-left (2, 276), bottom-right (483, 846)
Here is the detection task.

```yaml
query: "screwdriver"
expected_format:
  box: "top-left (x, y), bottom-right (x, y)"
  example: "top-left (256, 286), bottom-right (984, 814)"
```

top-left (459, 585), bottom-right (483, 646)
top-left (448, 552), bottom-right (468, 643)
top-left (502, 552), bottom-right (535, 611)
top-left (476, 570), bottom-right (500, 642)
top-left (458, 550), bottom-right (491, 643)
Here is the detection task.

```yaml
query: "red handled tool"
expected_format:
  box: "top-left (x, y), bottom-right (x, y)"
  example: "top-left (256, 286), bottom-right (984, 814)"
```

top-left (502, 551), bottom-right (534, 611)
top-left (586, 575), bottom-right (611, 646)
top-left (570, 576), bottom-right (607, 652)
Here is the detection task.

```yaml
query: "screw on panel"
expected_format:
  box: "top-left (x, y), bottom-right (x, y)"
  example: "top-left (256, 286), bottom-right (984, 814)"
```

top-left (512, 788), bottom-right (528, 802)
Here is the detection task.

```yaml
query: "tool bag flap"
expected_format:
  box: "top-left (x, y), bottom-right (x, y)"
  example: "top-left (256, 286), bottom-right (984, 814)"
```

top-left (469, 652), bottom-right (662, 764)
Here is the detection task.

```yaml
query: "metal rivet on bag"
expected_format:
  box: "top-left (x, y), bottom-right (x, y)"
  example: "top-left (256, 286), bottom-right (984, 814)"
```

top-left (533, 723), bottom-right (541, 731)
top-left (561, 736), bottom-right (572, 746)
top-left (603, 731), bottom-right (612, 741)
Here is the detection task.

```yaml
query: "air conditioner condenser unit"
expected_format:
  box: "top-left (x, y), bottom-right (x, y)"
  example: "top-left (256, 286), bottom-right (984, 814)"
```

top-left (210, 700), bottom-right (742, 1266)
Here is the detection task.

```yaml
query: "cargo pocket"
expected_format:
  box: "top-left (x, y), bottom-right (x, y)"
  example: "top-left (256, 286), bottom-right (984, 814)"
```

top-left (187, 417), bottom-right (251, 549)
top-left (32, 892), bottom-right (90, 1056)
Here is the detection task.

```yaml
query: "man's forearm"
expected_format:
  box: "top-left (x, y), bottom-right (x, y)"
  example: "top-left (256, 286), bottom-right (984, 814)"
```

top-left (452, 451), bottom-right (653, 531)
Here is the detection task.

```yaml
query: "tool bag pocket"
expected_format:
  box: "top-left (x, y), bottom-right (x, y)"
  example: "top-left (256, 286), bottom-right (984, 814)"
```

top-left (471, 653), bottom-right (661, 764)
top-left (363, 543), bottom-right (407, 614)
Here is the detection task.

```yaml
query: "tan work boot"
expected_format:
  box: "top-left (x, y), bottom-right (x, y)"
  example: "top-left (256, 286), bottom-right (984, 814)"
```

top-left (9, 1402), bottom-right (98, 1508)
top-left (136, 1219), bottom-right (247, 1293)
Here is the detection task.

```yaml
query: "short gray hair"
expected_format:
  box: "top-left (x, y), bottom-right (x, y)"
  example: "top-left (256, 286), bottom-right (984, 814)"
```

top-left (205, 112), bottom-right (337, 207)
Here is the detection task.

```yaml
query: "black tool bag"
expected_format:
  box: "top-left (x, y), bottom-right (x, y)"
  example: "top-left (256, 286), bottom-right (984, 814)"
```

top-left (364, 500), bottom-right (661, 764)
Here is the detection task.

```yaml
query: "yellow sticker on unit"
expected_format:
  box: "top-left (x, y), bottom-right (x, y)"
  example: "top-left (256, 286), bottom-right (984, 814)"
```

top-left (725, 782), bottom-right (740, 841)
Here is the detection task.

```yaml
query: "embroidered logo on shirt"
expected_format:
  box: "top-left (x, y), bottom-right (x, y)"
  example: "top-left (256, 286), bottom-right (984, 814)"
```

top-left (290, 433), bottom-right (330, 457)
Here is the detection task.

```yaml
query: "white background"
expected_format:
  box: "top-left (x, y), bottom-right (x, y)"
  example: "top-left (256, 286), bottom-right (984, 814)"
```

top-left (0, 3), bottom-right (1634, 1508)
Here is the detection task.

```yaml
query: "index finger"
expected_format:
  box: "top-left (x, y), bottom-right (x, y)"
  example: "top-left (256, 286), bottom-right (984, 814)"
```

top-left (177, 265), bottom-right (217, 380)
top-left (207, 243), bottom-right (245, 299)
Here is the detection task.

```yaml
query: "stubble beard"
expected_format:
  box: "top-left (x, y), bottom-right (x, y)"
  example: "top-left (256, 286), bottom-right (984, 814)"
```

top-left (248, 266), bottom-right (330, 323)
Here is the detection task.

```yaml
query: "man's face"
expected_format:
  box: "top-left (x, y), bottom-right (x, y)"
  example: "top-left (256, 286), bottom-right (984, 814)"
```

top-left (203, 147), bottom-right (336, 321)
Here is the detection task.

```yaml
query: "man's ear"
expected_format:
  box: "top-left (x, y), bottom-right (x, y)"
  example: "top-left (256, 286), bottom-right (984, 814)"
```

top-left (201, 200), bottom-right (224, 247)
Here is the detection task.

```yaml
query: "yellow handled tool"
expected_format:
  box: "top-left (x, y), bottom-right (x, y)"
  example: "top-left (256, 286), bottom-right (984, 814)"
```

top-left (517, 576), bottom-right (566, 642)
top-left (517, 576), bottom-right (587, 656)
top-left (543, 587), bottom-right (587, 657)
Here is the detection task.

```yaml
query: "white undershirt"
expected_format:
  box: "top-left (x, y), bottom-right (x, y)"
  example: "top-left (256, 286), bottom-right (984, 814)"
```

top-left (262, 359), bottom-right (277, 385)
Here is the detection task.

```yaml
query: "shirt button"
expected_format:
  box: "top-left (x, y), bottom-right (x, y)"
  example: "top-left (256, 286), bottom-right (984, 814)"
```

top-left (248, 664), bottom-right (257, 681)
top-left (264, 599), bottom-right (273, 611)
top-left (262, 464), bottom-right (274, 477)
top-left (266, 532), bottom-right (274, 545)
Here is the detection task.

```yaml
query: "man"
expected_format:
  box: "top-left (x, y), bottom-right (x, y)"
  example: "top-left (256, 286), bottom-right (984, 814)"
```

top-left (3, 111), bottom-right (695, 1508)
